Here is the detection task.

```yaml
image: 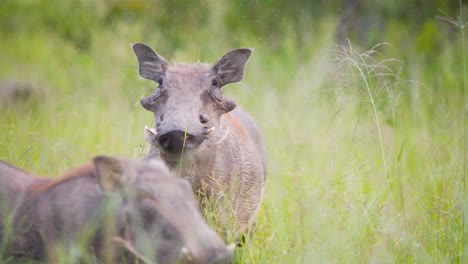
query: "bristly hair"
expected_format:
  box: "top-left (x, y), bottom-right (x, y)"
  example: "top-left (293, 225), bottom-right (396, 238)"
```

top-left (170, 62), bottom-right (212, 74)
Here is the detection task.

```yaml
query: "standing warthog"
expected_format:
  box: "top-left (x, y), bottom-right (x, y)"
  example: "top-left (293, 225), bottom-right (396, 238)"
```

top-left (133, 43), bottom-right (267, 234)
top-left (0, 157), bottom-right (233, 264)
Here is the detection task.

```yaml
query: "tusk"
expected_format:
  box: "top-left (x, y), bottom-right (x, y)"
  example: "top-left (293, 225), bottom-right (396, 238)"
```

top-left (112, 236), bottom-right (154, 264)
top-left (181, 247), bottom-right (193, 261)
top-left (226, 243), bottom-right (236, 252)
top-left (206, 127), bottom-right (215, 134)
top-left (206, 127), bottom-right (230, 148)
top-left (145, 125), bottom-right (157, 135)
top-left (214, 127), bottom-right (229, 145)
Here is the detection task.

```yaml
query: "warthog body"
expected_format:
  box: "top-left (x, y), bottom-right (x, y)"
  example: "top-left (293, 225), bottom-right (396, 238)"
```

top-left (0, 157), bottom-right (232, 263)
top-left (133, 43), bottom-right (267, 233)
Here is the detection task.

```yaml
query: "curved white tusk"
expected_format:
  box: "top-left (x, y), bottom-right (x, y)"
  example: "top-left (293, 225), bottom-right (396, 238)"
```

top-left (181, 247), bottom-right (193, 261)
top-left (206, 126), bottom-right (215, 134)
top-left (112, 236), bottom-right (154, 264)
top-left (214, 127), bottom-right (229, 145)
top-left (145, 125), bottom-right (158, 135)
top-left (226, 243), bottom-right (236, 252)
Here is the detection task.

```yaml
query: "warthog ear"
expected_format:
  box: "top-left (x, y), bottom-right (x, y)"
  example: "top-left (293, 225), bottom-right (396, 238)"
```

top-left (212, 48), bottom-right (252, 87)
top-left (94, 156), bottom-right (126, 192)
top-left (132, 43), bottom-right (169, 83)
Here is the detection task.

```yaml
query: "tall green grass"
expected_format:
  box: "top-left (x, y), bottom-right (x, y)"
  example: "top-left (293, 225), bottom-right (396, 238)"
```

top-left (0, 4), bottom-right (465, 263)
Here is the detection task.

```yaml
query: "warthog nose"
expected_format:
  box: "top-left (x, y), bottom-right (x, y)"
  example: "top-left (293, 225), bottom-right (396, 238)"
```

top-left (158, 130), bottom-right (201, 153)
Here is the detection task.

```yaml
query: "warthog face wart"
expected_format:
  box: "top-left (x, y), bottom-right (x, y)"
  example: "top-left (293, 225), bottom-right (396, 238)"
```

top-left (133, 43), bottom-right (252, 155)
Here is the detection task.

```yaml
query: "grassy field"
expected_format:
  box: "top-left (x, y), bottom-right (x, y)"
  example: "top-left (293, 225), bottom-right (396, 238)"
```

top-left (0, 1), bottom-right (466, 263)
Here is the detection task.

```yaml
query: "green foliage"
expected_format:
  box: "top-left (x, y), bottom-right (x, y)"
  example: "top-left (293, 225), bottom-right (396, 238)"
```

top-left (0, 0), bottom-right (466, 263)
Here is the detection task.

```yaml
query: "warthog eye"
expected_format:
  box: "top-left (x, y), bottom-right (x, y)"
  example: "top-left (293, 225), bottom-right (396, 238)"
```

top-left (157, 77), bottom-right (164, 86)
top-left (138, 200), bottom-right (158, 230)
top-left (141, 208), bottom-right (156, 230)
top-left (211, 78), bottom-right (218, 86)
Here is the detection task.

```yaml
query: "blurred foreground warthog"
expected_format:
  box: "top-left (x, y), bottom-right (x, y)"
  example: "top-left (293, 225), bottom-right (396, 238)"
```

top-left (0, 80), bottom-right (34, 106)
top-left (133, 43), bottom-right (267, 234)
top-left (0, 157), bottom-right (233, 264)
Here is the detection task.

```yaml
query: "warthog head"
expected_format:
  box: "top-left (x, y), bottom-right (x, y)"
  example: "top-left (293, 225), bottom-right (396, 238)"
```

top-left (95, 157), bottom-right (233, 263)
top-left (133, 43), bottom-right (251, 155)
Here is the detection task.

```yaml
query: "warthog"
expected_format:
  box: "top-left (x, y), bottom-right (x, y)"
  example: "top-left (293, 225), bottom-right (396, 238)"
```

top-left (133, 43), bottom-right (267, 234)
top-left (0, 156), bottom-right (233, 263)
top-left (0, 80), bottom-right (34, 106)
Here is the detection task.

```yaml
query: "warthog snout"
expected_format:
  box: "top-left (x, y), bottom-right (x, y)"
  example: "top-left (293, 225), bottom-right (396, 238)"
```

top-left (158, 130), bottom-right (203, 153)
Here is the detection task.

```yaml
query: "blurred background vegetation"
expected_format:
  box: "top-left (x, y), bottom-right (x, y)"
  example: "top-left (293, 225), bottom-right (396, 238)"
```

top-left (0, 0), bottom-right (462, 54)
top-left (0, 0), bottom-right (467, 263)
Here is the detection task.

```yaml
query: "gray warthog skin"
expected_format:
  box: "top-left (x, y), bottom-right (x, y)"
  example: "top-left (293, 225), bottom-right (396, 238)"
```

top-left (133, 43), bottom-right (267, 233)
top-left (0, 157), bottom-right (232, 264)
